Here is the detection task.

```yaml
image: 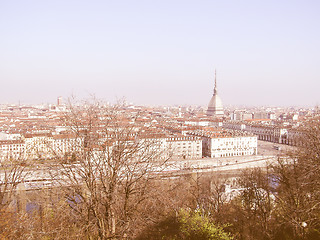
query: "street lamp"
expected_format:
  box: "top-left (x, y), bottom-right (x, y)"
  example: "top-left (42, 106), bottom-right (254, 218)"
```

top-left (301, 222), bottom-right (307, 239)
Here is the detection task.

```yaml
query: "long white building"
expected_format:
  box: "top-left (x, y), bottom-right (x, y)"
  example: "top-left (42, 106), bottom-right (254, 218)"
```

top-left (203, 134), bottom-right (257, 158)
top-left (187, 129), bottom-right (257, 158)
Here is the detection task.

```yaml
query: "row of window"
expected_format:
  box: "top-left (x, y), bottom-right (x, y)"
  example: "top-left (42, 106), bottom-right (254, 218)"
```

top-left (213, 151), bottom-right (254, 157)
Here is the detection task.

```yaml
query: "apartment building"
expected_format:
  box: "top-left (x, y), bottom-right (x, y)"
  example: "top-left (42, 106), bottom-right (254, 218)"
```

top-left (187, 128), bottom-right (257, 158)
top-left (166, 136), bottom-right (202, 159)
top-left (202, 134), bottom-right (257, 158)
top-left (0, 140), bottom-right (26, 161)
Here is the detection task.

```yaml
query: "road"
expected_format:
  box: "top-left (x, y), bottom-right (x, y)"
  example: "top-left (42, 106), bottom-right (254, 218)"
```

top-left (2, 140), bottom-right (293, 190)
top-left (257, 140), bottom-right (296, 156)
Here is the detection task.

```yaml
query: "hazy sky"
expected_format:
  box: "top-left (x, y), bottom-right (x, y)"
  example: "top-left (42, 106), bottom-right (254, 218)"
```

top-left (1, 0), bottom-right (319, 107)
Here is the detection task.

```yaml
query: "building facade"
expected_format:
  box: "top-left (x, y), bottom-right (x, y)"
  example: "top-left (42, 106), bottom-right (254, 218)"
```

top-left (203, 135), bottom-right (257, 158)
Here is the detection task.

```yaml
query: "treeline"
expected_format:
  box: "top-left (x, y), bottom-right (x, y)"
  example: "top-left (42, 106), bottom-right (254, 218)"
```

top-left (1, 157), bottom-right (320, 240)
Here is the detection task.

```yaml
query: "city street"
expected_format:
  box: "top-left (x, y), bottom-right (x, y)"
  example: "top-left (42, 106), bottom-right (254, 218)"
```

top-left (257, 140), bottom-right (297, 156)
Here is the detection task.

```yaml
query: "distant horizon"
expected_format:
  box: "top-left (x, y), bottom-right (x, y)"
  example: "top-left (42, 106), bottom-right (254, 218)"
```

top-left (0, 96), bottom-right (318, 110)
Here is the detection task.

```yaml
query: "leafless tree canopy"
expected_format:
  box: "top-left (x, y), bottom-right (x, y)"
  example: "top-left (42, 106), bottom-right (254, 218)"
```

top-left (49, 99), bottom-right (170, 239)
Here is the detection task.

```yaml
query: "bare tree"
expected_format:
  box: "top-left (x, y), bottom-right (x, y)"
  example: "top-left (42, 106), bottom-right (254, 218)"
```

top-left (236, 168), bottom-right (274, 240)
top-left (270, 121), bottom-right (320, 239)
top-left (50, 99), bottom-right (170, 239)
top-left (0, 156), bottom-right (29, 238)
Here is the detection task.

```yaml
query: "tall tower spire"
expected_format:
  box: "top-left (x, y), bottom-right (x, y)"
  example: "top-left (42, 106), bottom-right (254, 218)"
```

top-left (207, 68), bottom-right (224, 117)
top-left (214, 68), bottom-right (217, 95)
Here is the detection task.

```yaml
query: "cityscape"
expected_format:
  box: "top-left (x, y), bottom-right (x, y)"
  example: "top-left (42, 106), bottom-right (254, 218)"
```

top-left (1, 71), bottom-right (317, 163)
top-left (2, 71), bottom-right (315, 160)
top-left (1, 1), bottom-right (320, 240)
top-left (1, 71), bottom-right (319, 239)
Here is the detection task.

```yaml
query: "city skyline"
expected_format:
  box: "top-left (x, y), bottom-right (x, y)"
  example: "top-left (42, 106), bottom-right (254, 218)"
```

top-left (1, 0), bottom-right (319, 107)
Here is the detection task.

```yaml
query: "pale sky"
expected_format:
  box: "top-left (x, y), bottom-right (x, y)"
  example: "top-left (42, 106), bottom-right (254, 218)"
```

top-left (1, 0), bottom-right (319, 107)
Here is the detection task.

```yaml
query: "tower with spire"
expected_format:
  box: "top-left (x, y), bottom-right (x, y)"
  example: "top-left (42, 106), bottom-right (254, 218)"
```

top-left (207, 69), bottom-right (224, 117)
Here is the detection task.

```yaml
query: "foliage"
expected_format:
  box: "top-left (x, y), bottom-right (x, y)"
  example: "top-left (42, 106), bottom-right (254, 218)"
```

top-left (269, 122), bottom-right (320, 239)
top-left (4, 103), bottom-right (320, 240)
top-left (136, 208), bottom-right (232, 240)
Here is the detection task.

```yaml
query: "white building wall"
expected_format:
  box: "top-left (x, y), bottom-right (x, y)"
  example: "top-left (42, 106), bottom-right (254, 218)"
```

top-left (203, 136), bottom-right (257, 158)
top-left (0, 140), bottom-right (26, 161)
top-left (167, 137), bottom-right (202, 159)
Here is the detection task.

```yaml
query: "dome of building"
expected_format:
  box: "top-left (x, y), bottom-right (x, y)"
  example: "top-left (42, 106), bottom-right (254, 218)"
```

top-left (207, 94), bottom-right (224, 115)
top-left (207, 70), bottom-right (224, 117)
